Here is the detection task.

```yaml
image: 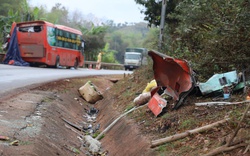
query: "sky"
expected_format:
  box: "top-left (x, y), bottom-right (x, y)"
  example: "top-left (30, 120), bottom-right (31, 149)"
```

top-left (29, 0), bottom-right (146, 24)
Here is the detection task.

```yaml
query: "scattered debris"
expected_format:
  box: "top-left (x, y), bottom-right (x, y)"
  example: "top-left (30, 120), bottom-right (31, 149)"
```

top-left (198, 71), bottom-right (238, 95)
top-left (9, 140), bottom-right (19, 146)
top-left (146, 50), bottom-right (250, 119)
top-left (87, 107), bottom-right (99, 116)
top-left (0, 135), bottom-right (9, 141)
top-left (133, 92), bottom-right (151, 106)
top-left (133, 79), bottom-right (156, 106)
top-left (142, 79), bottom-right (157, 93)
top-left (148, 50), bottom-right (196, 109)
top-left (247, 96), bottom-right (250, 100)
top-left (79, 81), bottom-right (103, 104)
top-left (84, 135), bottom-right (101, 153)
top-left (147, 93), bottom-right (167, 117)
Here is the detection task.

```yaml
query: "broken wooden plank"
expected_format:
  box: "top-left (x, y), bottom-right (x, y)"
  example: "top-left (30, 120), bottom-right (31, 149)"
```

top-left (151, 118), bottom-right (230, 148)
top-left (62, 118), bottom-right (83, 132)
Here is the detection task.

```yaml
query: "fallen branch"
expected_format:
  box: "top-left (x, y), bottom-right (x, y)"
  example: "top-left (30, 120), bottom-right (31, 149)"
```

top-left (195, 100), bottom-right (250, 106)
top-left (243, 144), bottom-right (250, 154)
top-left (203, 143), bottom-right (247, 156)
top-left (203, 103), bottom-right (250, 156)
top-left (226, 103), bottom-right (250, 146)
top-left (151, 118), bottom-right (230, 148)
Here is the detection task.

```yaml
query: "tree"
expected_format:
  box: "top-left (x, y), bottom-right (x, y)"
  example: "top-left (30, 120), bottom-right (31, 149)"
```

top-left (135, 0), bottom-right (250, 78)
top-left (0, 0), bottom-right (23, 17)
top-left (101, 43), bottom-right (118, 63)
top-left (0, 0), bottom-right (43, 51)
top-left (46, 3), bottom-right (69, 25)
top-left (168, 0), bottom-right (250, 77)
top-left (79, 24), bottom-right (108, 61)
top-left (134, 0), bottom-right (180, 27)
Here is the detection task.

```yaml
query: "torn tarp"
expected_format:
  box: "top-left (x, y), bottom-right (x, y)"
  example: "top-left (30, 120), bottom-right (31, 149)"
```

top-left (148, 50), bottom-right (196, 109)
top-left (3, 27), bottom-right (29, 66)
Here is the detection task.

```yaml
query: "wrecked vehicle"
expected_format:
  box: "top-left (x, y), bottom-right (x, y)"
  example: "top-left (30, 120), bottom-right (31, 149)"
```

top-left (198, 70), bottom-right (239, 95)
top-left (136, 50), bottom-right (249, 117)
top-left (197, 70), bottom-right (250, 98)
top-left (148, 50), bottom-right (196, 110)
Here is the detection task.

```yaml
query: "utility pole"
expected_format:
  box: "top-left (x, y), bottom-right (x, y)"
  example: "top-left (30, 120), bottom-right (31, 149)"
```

top-left (158, 0), bottom-right (167, 50)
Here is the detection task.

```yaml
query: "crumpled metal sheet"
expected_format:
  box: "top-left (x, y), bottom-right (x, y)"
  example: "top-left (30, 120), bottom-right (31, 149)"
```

top-left (148, 50), bottom-right (195, 109)
top-left (198, 70), bottom-right (238, 95)
top-left (148, 93), bottom-right (167, 116)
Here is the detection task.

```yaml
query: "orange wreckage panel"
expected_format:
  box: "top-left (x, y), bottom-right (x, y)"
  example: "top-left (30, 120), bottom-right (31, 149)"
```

top-left (148, 50), bottom-right (195, 109)
top-left (148, 93), bottom-right (167, 116)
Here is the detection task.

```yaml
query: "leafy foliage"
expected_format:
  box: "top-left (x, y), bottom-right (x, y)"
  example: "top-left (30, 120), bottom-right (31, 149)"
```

top-left (101, 43), bottom-right (118, 63)
top-left (168, 0), bottom-right (250, 77)
top-left (79, 24), bottom-right (108, 61)
top-left (136, 0), bottom-right (250, 78)
top-left (104, 22), bottom-right (149, 63)
top-left (135, 0), bottom-right (179, 27)
top-left (0, 1), bottom-right (149, 64)
top-left (0, 0), bottom-right (43, 51)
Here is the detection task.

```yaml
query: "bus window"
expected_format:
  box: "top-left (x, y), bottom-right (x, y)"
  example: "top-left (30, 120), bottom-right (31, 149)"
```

top-left (47, 27), bottom-right (56, 46)
top-left (19, 26), bottom-right (43, 32)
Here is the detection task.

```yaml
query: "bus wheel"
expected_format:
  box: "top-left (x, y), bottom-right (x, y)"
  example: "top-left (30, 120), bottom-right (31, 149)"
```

top-left (74, 59), bottom-right (79, 69)
top-left (55, 56), bottom-right (60, 68)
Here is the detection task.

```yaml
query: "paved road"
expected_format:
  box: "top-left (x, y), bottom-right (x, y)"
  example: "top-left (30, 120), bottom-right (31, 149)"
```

top-left (0, 64), bottom-right (132, 96)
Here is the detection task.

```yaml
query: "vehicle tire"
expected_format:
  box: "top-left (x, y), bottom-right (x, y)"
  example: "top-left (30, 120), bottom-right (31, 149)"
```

top-left (55, 56), bottom-right (60, 68)
top-left (74, 58), bottom-right (79, 69)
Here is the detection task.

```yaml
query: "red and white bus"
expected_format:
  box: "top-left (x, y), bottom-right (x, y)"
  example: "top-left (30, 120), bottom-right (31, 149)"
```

top-left (12, 20), bottom-right (84, 68)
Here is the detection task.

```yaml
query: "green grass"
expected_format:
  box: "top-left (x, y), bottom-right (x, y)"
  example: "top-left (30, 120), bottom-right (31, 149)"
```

top-left (70, 147), bottom-right (80, 154)
top-left (125, 104), bottom-right (134, 112)
top-left (19, 140), bottom-right (32, 145)
top-left (41, 97), bottom-right (54, 103)
top-left (97, 134), bottom-right (105, 140)
top-left (179, 118), bottom-right (196, 130)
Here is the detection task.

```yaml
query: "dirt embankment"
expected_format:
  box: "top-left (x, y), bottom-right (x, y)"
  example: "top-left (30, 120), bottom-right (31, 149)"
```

top-left (0, 69), bottom-right (249, 156)
top-left (0, 75), bottom-right (154, 156)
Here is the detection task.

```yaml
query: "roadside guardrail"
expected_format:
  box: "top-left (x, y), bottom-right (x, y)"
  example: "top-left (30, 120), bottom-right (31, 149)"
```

top-left (84, 61), bottom-right (124, 70)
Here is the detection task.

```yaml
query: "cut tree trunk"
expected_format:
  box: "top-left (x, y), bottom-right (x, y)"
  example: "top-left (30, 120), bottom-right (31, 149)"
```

top-left (151, 118), bottom-right (230, 148)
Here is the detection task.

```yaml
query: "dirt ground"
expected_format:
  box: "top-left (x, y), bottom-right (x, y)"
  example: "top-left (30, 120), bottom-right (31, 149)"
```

top-left (0, 75), bottom-right (122, 156)
top-left (0, 67), bottom-right (250, 156)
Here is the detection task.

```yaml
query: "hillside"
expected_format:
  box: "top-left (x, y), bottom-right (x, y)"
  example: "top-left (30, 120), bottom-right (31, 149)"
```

top-left (95, 65), bottom-right (250, 155)
top-left (0, 66), bottom-right (249, 156)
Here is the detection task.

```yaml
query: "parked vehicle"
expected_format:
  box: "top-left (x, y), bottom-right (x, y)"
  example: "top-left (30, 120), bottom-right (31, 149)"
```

top-left (10, 20), bottom-right (85, 68)
top-left (124, 48), bottom-right (148, 70)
